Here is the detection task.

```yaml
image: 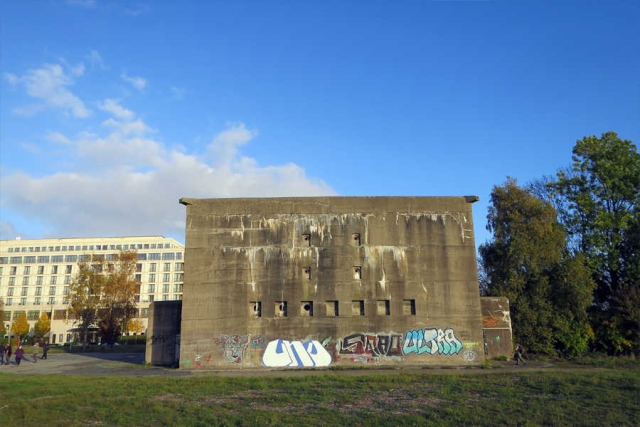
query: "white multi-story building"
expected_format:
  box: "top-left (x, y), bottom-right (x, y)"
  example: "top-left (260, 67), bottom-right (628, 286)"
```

top-left (0, 236), bottom-right (184, 344)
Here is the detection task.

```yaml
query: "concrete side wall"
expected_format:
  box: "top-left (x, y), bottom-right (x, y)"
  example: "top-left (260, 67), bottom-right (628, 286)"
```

top-left (179, 196), bottom-right (484, 369)
top-left (480, 297), bottom-right (513, 358)
top-left (145, 301), bottom-right (182, 367)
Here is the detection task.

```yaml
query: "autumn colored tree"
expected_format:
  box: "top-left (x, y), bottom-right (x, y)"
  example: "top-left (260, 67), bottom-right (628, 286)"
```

top-left (0, 298), bottom-right (6, 343)
top-left (10, 312), bottom-right (30, 341)
top-left (34, 312), bottom-right (51, 339)
top-left (479, 178), bottom-right (595, 356)
top-left (126, 318), bottom-right (145, 335)
top-left (98, 250), bottom-right (139, 345)
top-left (68, 255), bottom-right (106, 347)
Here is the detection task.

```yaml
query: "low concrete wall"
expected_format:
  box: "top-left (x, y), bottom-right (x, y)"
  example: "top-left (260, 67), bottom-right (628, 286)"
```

top-left (145, 301), bottom-right (182, 367)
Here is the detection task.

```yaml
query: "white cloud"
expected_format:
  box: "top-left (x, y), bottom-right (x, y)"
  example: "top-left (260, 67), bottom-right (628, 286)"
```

top-left (13, 104), bottom-right (46, 116)
top-left (0, 222), bottom-right (22, 241)
top-left (46, 131), bottom-right (72, 145)
top-left (8, 63), bottom-right (90, 118)
top-left (121, 72), bottom-right (146, 90)
top-left (86, 50), bottom-right (105, 69)
top-left (98, 99), bottom-right (135, 120)
top-left (101, 118), bottom-right (153, 135)
top-left (4, 73), bottom-right (19, 85)
top-left (0, 123), bottom-right (335, 239)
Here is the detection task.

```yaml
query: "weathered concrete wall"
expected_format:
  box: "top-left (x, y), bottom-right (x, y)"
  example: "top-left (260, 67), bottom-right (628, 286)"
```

top-left (179, 196), bottom-right (484, 369)
top-left (145, 301), bottom-right (182, 367)
top-left (480, 297), bottom-right (513, 359)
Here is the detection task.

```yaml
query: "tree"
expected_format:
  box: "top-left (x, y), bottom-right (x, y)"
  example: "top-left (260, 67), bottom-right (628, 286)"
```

top-left (0, 298), bottom-right (6, 343)
top-left (479, 178), bottom-right (595, 356)
top-left (68, 256), bottom-right (106, 347)
top-left (10, 312), bottom-right (30, 341)
top-left (34, 312), bottom-right (51, 340)
top-left (551, 132), bottom-right (640, 354)
top-left (68, 250), bottom-right (139, 347)
top-left (126, 318), bottom-right (145, 335)
top-left (98, 250), bottom-right (139, 345)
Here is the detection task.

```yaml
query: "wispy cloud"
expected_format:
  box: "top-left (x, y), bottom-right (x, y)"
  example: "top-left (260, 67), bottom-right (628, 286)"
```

top-left (6, 63), bottom-right (91, 118)
top-left (121, 71), bottom-right (146, 90)
top-left (86, 50), bottom-right (105, 69)
top-left (170, 86), bottom-right (185, 100)
top-left (125, 5), bottom-right (150, 16)
top-left (46, 131), bottom-right (72, 145)
top-left (98, 99), bottom-right (135, 120)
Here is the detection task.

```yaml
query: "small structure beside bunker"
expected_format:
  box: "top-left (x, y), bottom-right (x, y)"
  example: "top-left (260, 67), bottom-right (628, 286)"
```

top-left (147, 196), bottom-right (497, 369)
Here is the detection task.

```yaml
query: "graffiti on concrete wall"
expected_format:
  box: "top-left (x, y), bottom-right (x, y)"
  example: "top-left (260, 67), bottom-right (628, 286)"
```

top-left (402, 328), bottom-right (463, 356)
top-left (262, 339), bottom-right (332, 367)
top-left (215, 334), bottom-right (250, 363)
top-left (338, 333), bottom-right (404, 362)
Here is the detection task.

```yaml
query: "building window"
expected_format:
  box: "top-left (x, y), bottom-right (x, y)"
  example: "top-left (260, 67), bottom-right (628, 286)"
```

top-left (50, 276), bottom-right (57, 285)
top-left (301, 301), bottom-right (313, 316)
top-left (149, 295), bottom-right (154, 302)
top-left (162, 294), bottom-right (169, 301)
top-left (37, 266), bottom-right (44, 274)
top-left (28, 310), bottom-right (40, 320)
top-left (163, 263), bottom-right (171, 272)
top-left (173, 284), bottom-right (182, 293)
top-left (175, 262), bottom-right (184, 271)
top-left (22, 276), bottom-right (30, 285)
top-left (65, 265), bottom-right (72, 274)
top-left (174, 273), bottom-right (183, 282)
top-left (148, 284), bottom-right (155, 293)
top-left (64, 275), bottom-right (72, 284)
top-left (8, 277), bottom-right (15, 286)
top-left (303, 267), bottom-right (312, 280)
top-left (149, 273), bottom-right (156, 282)
top-left (353, 266), bottom-right (362, 280)
top-left (47, 297), bottom-right (56, 305)
top-left (136, 263), bottom-right (142, 272)
top-left (10, 266), bottom-right (17, 275)
top-left (21, 287), bottom-right (28, 296)
top-left (302, 234), bottom-right (311, 246)
top-left (149, 263), bottom-right (157, 272)
top-left (141, 308), bottom-right (149, 318)
top-left (403, 299), bottom-right (416, 315)
top-left (352, 300), bottom-right (364, 316)
top-left (23, 266), bottom-right (31, 275)
top-left (377, 300), bottom-right (390, 316)
top-left (326, 301), bottom-right (339, 317)
top-left (275, 301), bottom-right (287, 317)
top-left (20, 298), bottom-right (27, 306)
top-left (163, 273), bottom-right (170, 282)
top-left (7, 288), bottom-right (14, 296)
top-left (63, 286), bottom-right (70, 295)
top-left (250, 301), bottom-right (262, 318)
top-left (6, 298), bottom-right (12, 306)
top-left (352, 233), bottom-right (361, 246)
top-left (35, 287), bottom-right (42, 296)
top-left (51, 265), bottom-right (58, 274)
top-left (135, 274), bottom-right (141, 282)
top-left (162, 283), bottom-right (169, 293)
top-left (36, 276), bottom-right (43, 285)
top-left (34, 297), bottom-right (41, 305)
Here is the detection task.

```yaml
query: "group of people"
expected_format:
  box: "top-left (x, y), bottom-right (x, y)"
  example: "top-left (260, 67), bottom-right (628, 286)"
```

top-left (0, 340), bottom-right (49, 366)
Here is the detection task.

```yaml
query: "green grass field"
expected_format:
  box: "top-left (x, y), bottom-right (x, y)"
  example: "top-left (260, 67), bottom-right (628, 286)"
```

top-left (1, 361), bottom-right (638, 426)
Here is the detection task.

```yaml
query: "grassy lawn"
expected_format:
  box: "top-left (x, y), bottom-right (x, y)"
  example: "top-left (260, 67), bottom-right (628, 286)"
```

top-left (1, 362), bottom-right (638, 426)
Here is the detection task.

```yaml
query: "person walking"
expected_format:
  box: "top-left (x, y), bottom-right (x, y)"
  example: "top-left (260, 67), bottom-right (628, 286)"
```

top-left (4, 343), bottom-right (11, 365)
top-left (32, 342), bottom-right (39, 363)
top-left (515, 343), bottom-right (526, 365)
top-left (41, 341), bottom-right (49, 360)
top-left (15, 344), bottom-right (25, 366)
top-left (0, 342), bottom-right (5, 365)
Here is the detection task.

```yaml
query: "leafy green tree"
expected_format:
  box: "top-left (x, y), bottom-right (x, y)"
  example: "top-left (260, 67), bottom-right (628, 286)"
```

top-left (480, 178), bottom-right (595, 356)
top-left (10, 312), bottom-right (30, 341)
top-left (34, 312), bottom-right (51, 339)
top-left (551, 132), bottom-right (640, 354)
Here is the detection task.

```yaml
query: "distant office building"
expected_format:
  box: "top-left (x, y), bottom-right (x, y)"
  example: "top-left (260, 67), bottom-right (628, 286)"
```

top-left (147, 196), bottom-right (487, 369)
top-left (0, 236), bottom-right (184, 344)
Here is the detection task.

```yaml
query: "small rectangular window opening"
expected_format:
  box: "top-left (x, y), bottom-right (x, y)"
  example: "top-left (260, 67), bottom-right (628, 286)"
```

top-left (326, 300), bottom-right (339, 317)
top-left (352, 233), bottom-right (361, 246)
top-left (353, 266), bottom-right (362, 280)
top-left (352, 300), bottom-right (364, 316)
top-left (377, 300), bottom-right (390, 316)
top-left (303, 266), bottom-right (312, 280)
top-left (302, 234), bottom-right (311, 247)
top-left (301, 301), bottom-right (313, 316)
top-left (403, 299), bottom-right (416, 315)
top-left (275, 301), bottom-right (287, 317)
top-left (250, 301), bottom-right (262, 318)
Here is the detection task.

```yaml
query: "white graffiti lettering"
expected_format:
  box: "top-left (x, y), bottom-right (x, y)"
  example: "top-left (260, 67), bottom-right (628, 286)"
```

top-left (262, 339), bottom-right (332, 367)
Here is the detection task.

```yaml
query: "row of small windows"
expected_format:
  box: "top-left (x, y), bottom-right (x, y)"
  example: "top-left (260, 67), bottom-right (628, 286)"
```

top-left (0, 262), bottom-right (184, 276)
top-left (2, 304), bottom-right (177, 323)
top-left (2, 273), bottom-right (184, 286)
top-left (0, 252), bottom-right (183, 265)
top-left (249, 299), bottom-right (416, 318)
top-left (6, 283), bottom-right (183, 297)
top-left (6, 242), bottom-right (176, 253)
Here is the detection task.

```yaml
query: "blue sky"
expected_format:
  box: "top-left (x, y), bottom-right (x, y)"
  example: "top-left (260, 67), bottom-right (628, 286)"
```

top-left (1, 0), bottom-right (639, 247)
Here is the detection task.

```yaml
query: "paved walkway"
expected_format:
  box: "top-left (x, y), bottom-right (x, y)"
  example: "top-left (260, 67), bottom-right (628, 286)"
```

top-left (0, 352), bottom-right (552, 377)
